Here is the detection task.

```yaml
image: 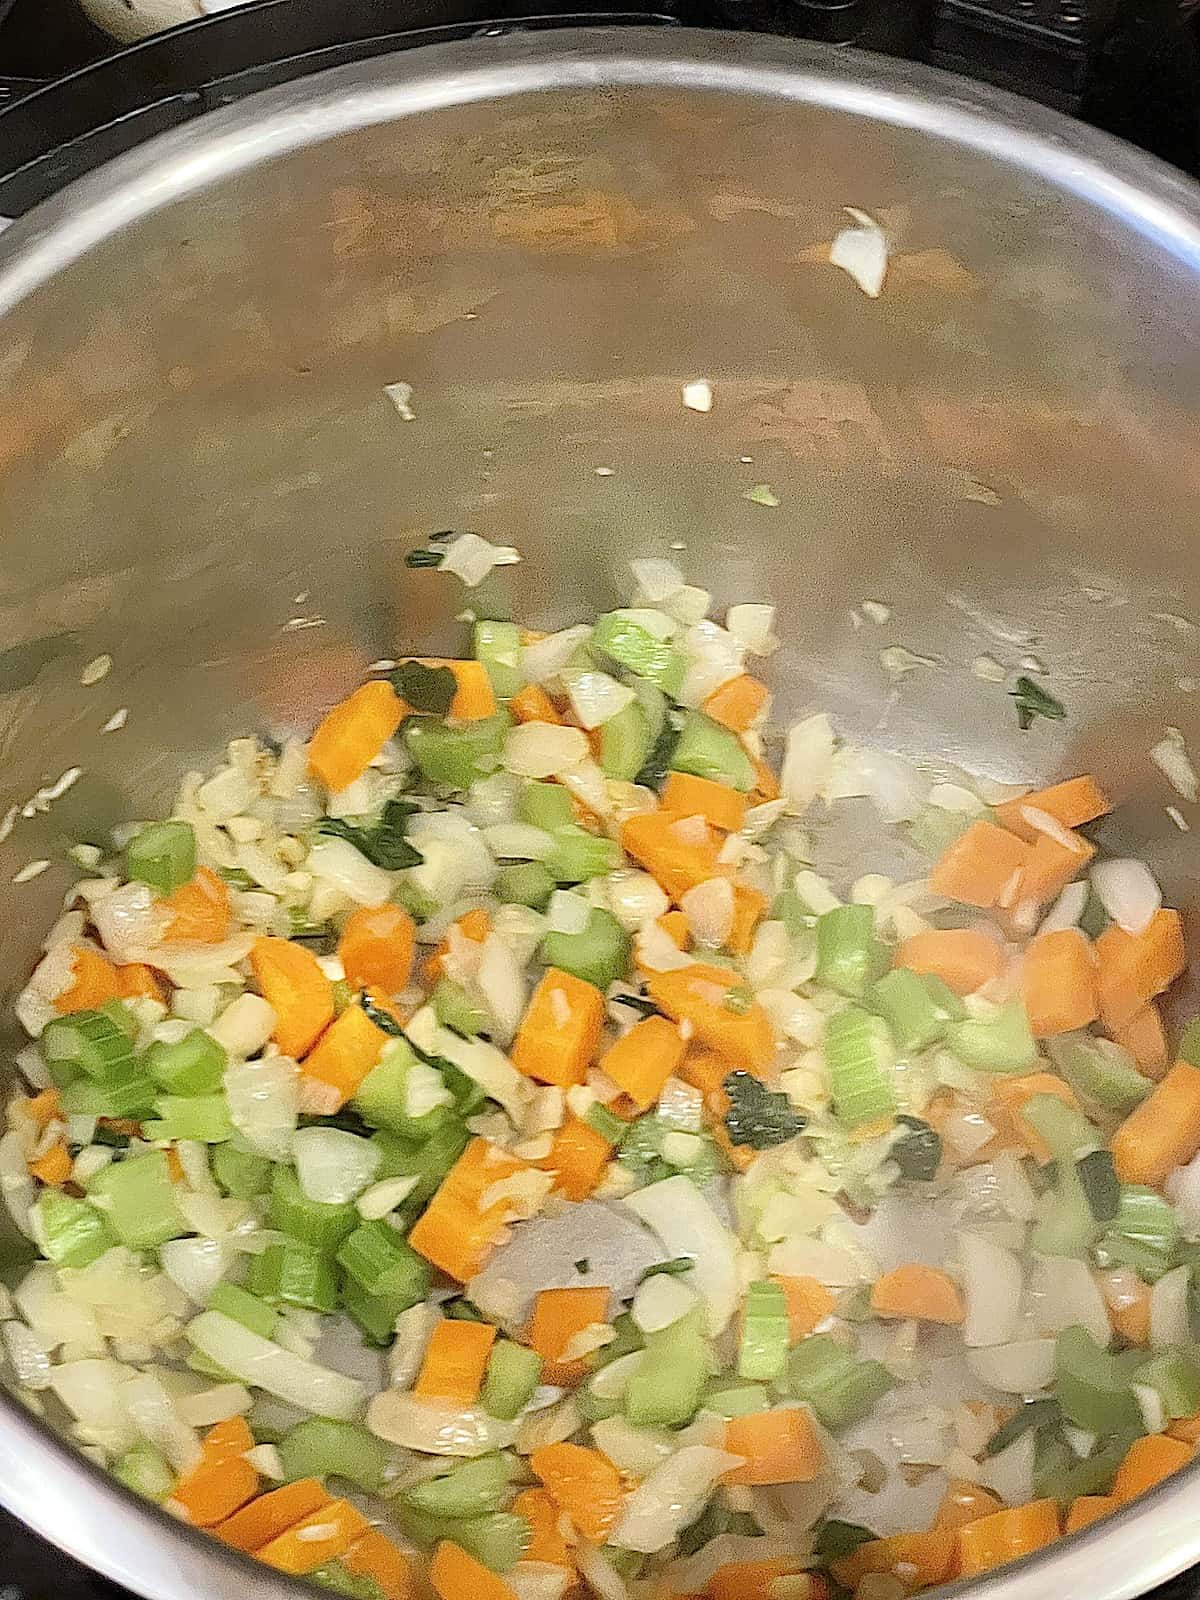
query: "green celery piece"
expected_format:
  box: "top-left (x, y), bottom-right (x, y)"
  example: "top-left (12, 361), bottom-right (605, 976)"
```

top-left (395, 1506), bottom-right (530, 1572)
top-left (1032, 1433), bottom-right (1074, 1501)
top-left (738, 1280), bottom-right (789, 1381)
top-left (1100, 1185), bottom-right (1178, 1280)
top-left (391, 878), bottom-right (437, 921)
top-left (87, 1151), bottom-right (186, 1250)
top-left (374, 1118), bottom-right (470, 1213)
top-left (494, 862), bottom-right (555, 910)
top-left (482, 1342), bottom-right (542, 1421)
top-left (402, 1453), bottom-right (516, 1517)
top-left (337, 1219), bottom-right (431, 1304)
top-left (310, 1564), bottom-right (387, 1600)
top-left (1075, 1149), bottom-right (1120, 1224)
top-left (42, 1009), bottom-right (136, 1084)
top-left (585, 1103), bottom-right (628, 1146)
top-left (1054, 1325), bottom-right (1143, 1435)
top-left (342, 1277), bottom-right (414, 1347)
top-left (677, 1502), bottom-right (762, 1558)
top-left (1135, 1347), bottom-right (1200, 1418)
top-left (542, 825), bottom-right (622, 884)
top-left (353, 1039), bottom-right (453, 1140)
top-left (473, 621), bottom-right (523, 700)
top-left (669, 711), bottom-right (754, 792)
top-left (60, 1060), bottom-right (156, 1120)
top-left (539, 907), bottom-right (631, 991)
top-left (1180, 1019), bottom-right (1200, 1069)
top-left (630, 678), bottom-right (668, 741)
top-left (212, 1143), bottom-right (272, 1199)
top-left (1055, 1434), bottom-right (1136, 1501)
top-left (404, 711), bottom-right (512, 791)
top-left (248, 1240), bottom-right (339, 1313)
top-left (518, 782), bottom-right (575, 832)
top-left (907, 804), bottom-right (980, 858)
top-left (113, 1442), bottom-right (175, 1502)
top-left (871, 969), bottom-right (960, 1052)
top-left (208, 1281), bottom-right (278, 1339)
top-left (596, 1311), bottom-right (644, 1365)
top-left (824, 1006), bottom-right (897, 1128)
top-left (814, 1521), bottom-right (879, 1562)
top-left (702, 1381), bottom-right (771, 1418)
top-left (126, 820), bottom-right (196, 894)
top-left (145, 1028), bottom-right (227, 1095)
top-left (269, 1165), bottom-right (358, 1251)
top-left (575, 1382), bottom-right (624, 1423)
top-left (787, 1334), bottom-right (893, 1429)
top-left (1030, 1159), bottom-right (1102, 1256)
top-left (816, 905), bottom-right (890, 1000)
top-left (143, 1092), bottom-right (234, 1144)
top-left (1020, 1094), bottom-right (1101, 1162)
top-left (949, 1000), bottom-right (1037, 1073)
top-left (598, 701), bottom-right (653, 782)
top-left (431, 979), bottom-right (491, 1036)
top-left (278, 1417), bottom-right (392, 1493)
top-left (771, 891), bottom-right (813, 941)
top-left (624, 1312), bottom-right (708, 1427)
top-left (1047, 1033), bottom-right (1152, 1112)
top-left (37, 1191), bottom-right (116, 1269)
top-left (592, 613), bottom-right (685, 697)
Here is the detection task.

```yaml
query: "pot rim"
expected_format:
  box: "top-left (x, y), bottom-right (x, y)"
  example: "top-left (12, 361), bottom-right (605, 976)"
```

top-left (1, 27), bottom-right (1199, 1600)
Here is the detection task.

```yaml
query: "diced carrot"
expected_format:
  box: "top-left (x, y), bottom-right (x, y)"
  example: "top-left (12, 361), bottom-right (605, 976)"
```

top-left (1099, 1269), bottom-right (1152, 1347)
top-left (116, 962), bottom-right (166, 1003)
top-left (338, 904), bottom-right (416, 996)
top-left (992, 1073), bottom-right (1081, 1165)
top-left (706, 1559), bottom-right (807, 1600)
top-left (431, 1541), bottom-right (518, 1600)
top-left (928, 820), bottom-right (1032, 909)
top-left (1111, 1003), bottom-right (1169, 1080)
top-left (537, 1116), bottom-right (615, 1202)
top-left (933, 1481), bottom-right (1005, 1531)
top-left (28, 1143), bottom-right (72, 1186)
top-left (1112, 1433), bottom-right (1192, 1502)
top-left (414, 1318), bottom-right (497, 1406)
top-left (678, 1048), bottom-right (755, 1172)
top-left (163, 867), bottom-right (231, 944)
top-left (249, 937), bottom-right (334, 1059)
top-left (1022, 928), bottom-right (1098, 1037)
top-left (256, 1498), bottom-right (370, 1574)
top-left (870, 1265), bottom-right (965, 1325)
top-left (308, 679), bottom-right (406, 793)
top-left (1096, 909), bottom-right (1186, 1030)
top-left (1111, 1060), bottom-right (1200, 1186)
top-left (406, 659), bottom-right (496, 722)
top-left (24, 1088), bottom-right (61, 1131)
top-left (300, 1001), bottom-right (390, 1110)
top-left (343, 1531), bottom-right (413, 1600)
top-left (215, 1479), bottom-right (331, 1552)
top-left (702, 675), bottom-right (771, 734)
top-left (723, 1408), bottom-right (823, 1485)
top-left (620, 811), bottom-right (730, 903)
top-left (53, 946), bottom-right (119, 1014)
top-left (512, 1489), bottom-right (574, 1568)
top-left (830, 1531), bottom-right (957, 1593)
top-left (956, 1500), bottom-right (1060, 1576)
top-left (994, 776), bottom-right (1111, 841)
top-left (527, 1286), bottom-right (611, 1385)
top-left (1064, 1496), bottom-right (1116, 1534)
top-left (423, 908), bottom-right (491, 985)
top-left (893, 927), bottom-right (1003, 996)
top-left (771, 1275), bottom-right (835, 1342)
top-left (512, 967), bottom-right (605, 1088)
top-left (660, 772), bottom-right (748, 833)
top-left (1168, 1410), bottom-right (1200, 1445)
top-left (729, 885), bottom-right (767, 955)
top-left (408, 1138), bottom-right (527, 1281)
top-left (656, 910), bottom-right (691, 951)
top-left (601, 1016), bottom-right (686, 1110)
top-left (1017, 830), bottom-right (1096, 908)
top-left (749, 755), bottom-right (780, 804)
top-left (171, 1418), bottom-right (259, 1528)
top-left (511, 685), bottom-right (563, 725)
top-left (530, 1442), bottom-right (624, 1542)
top-left (647, 964), bottom-right (774, 1074)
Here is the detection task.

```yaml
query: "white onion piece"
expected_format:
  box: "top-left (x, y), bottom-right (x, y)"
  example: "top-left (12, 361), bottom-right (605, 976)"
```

top-left (188, 1311), bottom-right (365, 1419)
top-left (561, 668), bottom-right (635, 730)
top-left (1039, 881), bottom-right (1088, 934)
top-left (159, 1236), bottom-right (231, 1305)
top-left (1150, 1265), bottom-right (1191, 1348)
top-left (306, 837), bottom-right (394, 906)
top-left (439, 532), bottom-right (520, 587)
top-left (91, 882), bottom-right (160, 962)
top-left (406, 1007), bottom-right (529, 1122)
top-left (830, 208), bottom-right (888, 298)
top-left (605, 870), bottom-right (670, 933)
top-left (1024, 1256), bottom-right (1109, 1345)
top-left (591, 1415), bottom-right (677, 1478)
top-left (966, 1340), bottom-right (1056, 1394)
top-left (1091, 859), bottom-right (1162, 936)
top-left (209, 994), bottom-right (276, 1058)
top-left (122, 1371), bottom-right (203, 1473)
top-left (1151, 728), bottom-right (1199, 802)
top-left (625, 1176), bottom-right (738, 1334)
top-left (2, 1320), bottom-right (52, 1389)
top-left (958, 1231), bottom-right (1022, 1347)
top-left (174, 1383), bottom-right (253, 1428)
top-left (725, 604), bottom-right (777, 656)
top-left (982, 1429), bottom-right (1035, 1507)
top-left (223, 1055), bottom-right (299, 1162)
top-left (522, 627), bottom-right (593, 687)
top-left (366, 1390), bottom-right (519, 1453)
top-left (576, 1546), bottom-right (630, 1600)
top-left (547, 891), bottom-right (591, 936)
top-left (823, 746), bottom-right (928, 823)
top-left (631, 1273), bottom-right (698, 1334)
top-left (49, 1360), bottom-right (137, 1450)
top-left (508, 1565), bottom-right (572, 1600)
top-left (294, 1126), bottom-right (382, 1204)
top-left (475, 933), bottom-right (526, 1049)
top-left (504, 722), bottom-right (589, 778)
top-left (679, 622), bottom-right (746, 708)
top-left (611, 1446), bottom-right (743, 1552)
top-left (407, 811), bottom-right (495, 901)
top-left (780, 714), bottom-right (836, 816)
top-left (768, 1235), bottom-right (863, 1287)
top-left (680, 878), bottom-right (734, 947)
top-left (483, 823), bottom-right (557, 861)
top-left (630, 558), bottom-right (685, 603)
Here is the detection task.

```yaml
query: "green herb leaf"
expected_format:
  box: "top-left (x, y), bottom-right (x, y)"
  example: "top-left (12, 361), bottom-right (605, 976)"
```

top-left (743, 483), bottom-right (781, 508)
top-left (574, 1258), bottom-right (591, 1275)
top-left (442, 1296), bottom-right (487, 1322)
top-left (722, 1070), bottom-right (806, 1150)
top-left (637, 1257), bottom-right (695, 1284)
top-left (635, 713), bottom-right (682, 789)
top-left (1076, 1148), bottom-right (1120, 1223)
top-left (891, 1115), bottom-right (943, 1182)
top-left (391, 662), bottom-right (457, 716)
top-left (359, 994), bottom-right (408, 1038)
top-left (724, 985), bottom-right (753, 1017)
top-left (814, 1520), bottom-right (878, 1561)
top-left (404, 549), bottom-right (444, 569)
top-left (610, 992), bottom-right (665, 1021)
top-left (1010, 675), bottom-right (1066, 731)
top-left (317, 798), bottom-right (422, 870)
top-left (983, 1398), bottom-right (1059, 1457)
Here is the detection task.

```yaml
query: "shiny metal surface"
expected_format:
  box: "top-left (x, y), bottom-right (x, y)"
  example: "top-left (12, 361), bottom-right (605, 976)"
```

top-left (0, 27), bottom-right (1199, 1599)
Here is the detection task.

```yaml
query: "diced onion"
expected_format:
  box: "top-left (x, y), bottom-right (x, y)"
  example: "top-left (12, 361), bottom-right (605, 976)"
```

top-left (630, 559), bottom-right (685, 604)
top-left (159, 1236), bottom-right (231, 1305)
top-left (957, 1231), bottom-right (1022, 1347)
top-left (1090, 859), bottom-right (1161, 936)
top-left (2, 1320), bottom-right (52, 1389)
top-left (632, 1273), bottom-right (697, 1334)
top-left (625, 1177), bottom-right (739, 1335)
top-left (522, 627), bottom-right (593, 687)
top-left (366, 1390), bottom-right (519, 1453)
top-left (476, 933), bottom-right (526, 1049)
top-left (824, 747), bottom-right (928, 824)
top-left (781, 715), bottom-right (836, 816)
top-left (483, 824), bottom-right (557, 861)
top-left (49, 1359), bottom-right (138, 1452)
top-left (679, 622), bottom-right (747, 708)
top-left (1150, 1264), bottom-right (1191, 1348)
top-left (1024, 1255), bottom-right (1109, 1345)
top-left (830, 207), bottom-right (888, 298)
top-left (604, 870), bottom-right (670, 933)
top-left (611, 1446), bottom-right (744, 1552)
top-left (122, 1370), bottom-right (203, 1473)
top-left (726, 604), bottom-right (778, 656)
top-left (982, 1429), bottom-right (1035, 1507)
top-left (438, 532), bottom-right (520, 587)
top-left (223, 1055), bottom-right (299, 1162)
top-left (174, 1383), bottom-right (253, 1428)
top-left (1039, 881), bottom-right (1088, 935)
top-left (307, 837), bottom-right (395, 906)
top-left (547, 891), bottom-right (592, 936)
top-left (294, 1127), bottom-right (382, 1204)
top-left (406, 1008), bottom-right (529, 1122)
top-left (209, 994), bottom-right (276, 1058)
top-left (1151, 727), bottom-right (1198, 802)
top-left (504, 723), bottom-right (589, 779)
top-left (591, 1415), bottom-right (676, 1478)
top-left (680, 878), bottom-right (734, 947)
top-left (188, 1310), bottom-right (365, 1419)
top-left (561, 668), bottom-right (636, 730)
top-left (91, 882), bottom-right (160, 963)
top-left (966, 1340), bottom-right (1056, 1393)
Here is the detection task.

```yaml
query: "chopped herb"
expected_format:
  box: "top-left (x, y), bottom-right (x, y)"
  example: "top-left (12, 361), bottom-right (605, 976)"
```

top-left (1010, 675), bottom-right (1066, 731)
top-left (722, 1070), bottom-right (807, 1150)
top-left (610, 992), bottom-right (664, 1021)
top-left (298, 1108), bottom-right (374, 1137)
top-left (219, 867), bottom-right (256, 890)
top-left (93, 1124), bottom-right (132, 1149)
top-left (814, 1520), bottom-right (878, 1561)
top-left (983, 1398), bottom-right (1059, 1457)
top-left (743, 483), bottom-right (780, 508)
top-left (404, 549), bottom-right (444, 569)
top-left (1077, 1148), bottom-right (1120, 1223)
top-left (442, 1296), bottom-right (487, 1322)
top-left (637, 1257), bottom-right (695, 1284)
top-left (891, 1115), bottom-right (942, 1182)
top-left (574, 1258), bottom-right (591, 1275)
top-left (359, 993), bottom-right (408, 1038)
top-left (427, 530), bottom-right (457, 545)
top-left (390, 662), bottom-right (457, 717)
top-left (634, 712), bottom-right (682, 789)
top-left (724, 985), bottom-right (753, 1016)
top-left (317, 798), bottom-right (422, 870)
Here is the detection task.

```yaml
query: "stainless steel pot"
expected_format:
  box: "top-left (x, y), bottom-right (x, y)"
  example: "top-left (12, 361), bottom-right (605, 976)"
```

top-left (1, 27), bottom-right (1199, 1599)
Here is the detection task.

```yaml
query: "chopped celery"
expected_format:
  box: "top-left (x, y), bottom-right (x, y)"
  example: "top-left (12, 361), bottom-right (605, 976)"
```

top-left (494, 862), bottom-right (555, 910)
top-left (585, 1103), bottom-right (628, 1146)
top-left (278, 1417), bottom-right (392, 1493)
top-left (677, 1502), bottom-right (762, 1558)
top-left (87, 1151), bottom-right (186, 1249)
top-left (126, 820), bottom-right (196, 894)
top-left (473, 620), bottom-right (522, 700)
top-left (982, 1398), bottom-right (1059, 1457)
top-left (542, 825), bottom-right (622, 885)
top-left (402, 1453), bottom-right (515, 1517)
top-left (539, 907), bottom-right (631, 991)
top-left (948, 1000), bottom-right (1037, 1073)
top-left (1020, 1094), bottom-right (1100, 1163)
top-left (518, 782), bottom-right (575, 832)
top-left (1030, 1159), bottom-right (1102, 1257)
top-left (599, 701), bottom-right (654, 782)
top-left (575, 1379), bottom-right (624, 1423)
top-left (1055, 1433), bottom-right (1135, 1500)
top-left (373, 1118), bottom-right (470, 1212)
top-left (624, 1311), bottom-right (708, 1427)
top-left (353, 1039), bottom-right (453, 1139)
top-left (145, 1029), bottom-right (227, 1095)
top-left (1135, 1347), bottom-right (1200, 1418)
top-left (270, 1164), bottom-right (358, 1251)
top-left (824, 1006), bottom-right (896, 1128)
top-left (669, 711), bottom-right (754, 792)
top-left (1076, 1149), bottom-right (1120, 1223)
top-left (113, 1442), bottom-right (175, 1502)
top-left (596, 1311), bottom-right (644, 1365)
top-left (786, 1334), bottom-right (894, 1429)
top-left (213, 1143), bottom-right (272, 1199)
top-left (336, 1219), bottom-right (430, 1305)
top-left (1048, 1033), bottom-right (1152, 1113)
top-left (98, 999), bottom-right (139, 1039)
top-left (814, 1521), bottom-right (879, 1561)
top-left (248, 1240), bottom-right (339, 1313)
top-left (481, 1341), bottom-right (542, 1421)
top-left (404, 711), bottom-right (512, 791)
top-left (701, 1381), bottom-right (770, 1418)
top-left (60, 1060), bottom-right (157, 1120)
top-left (1181, 1018), bottom-right (1200, 1069)
top-left (816, 906), bottom-right (890, 1000)
top-left (907, 804), bottom-right (980, 858)
top-left (738, 1280), bottom-right (789, 1381)
top-left (208, 1282), bottom-right (278, 1339)
top-left (592, 613), bottom-right (685, 697)
top-left (143, 1092), bottom-right (233, 1144)
top-left (871, 969), bottom-right (961, 1052)
top-left (36, 1191), bottom-right (116, 1269)
top-left (771, 890), bottom-right (813, 940)
top-left (1032, 1432), bottom-right (1073, 1501)
top-left (1054, 1326), bottom-right (1143, 1435)
top-left (42, 1009), bottom-right (136, 1085)
top-left (891, 1115), bottom-right (943, 1182)
top-left (1100, 1185), bottom-right (1178, 1280)
top-left (429, 980), bottom-right (488, 1038)
top-left (396, 1505), bottom-right (529, 1572)
top-left (342, 1276), bottom-right (413, 1346)
top-left (310, 1564), bottom-right (387, 1600)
